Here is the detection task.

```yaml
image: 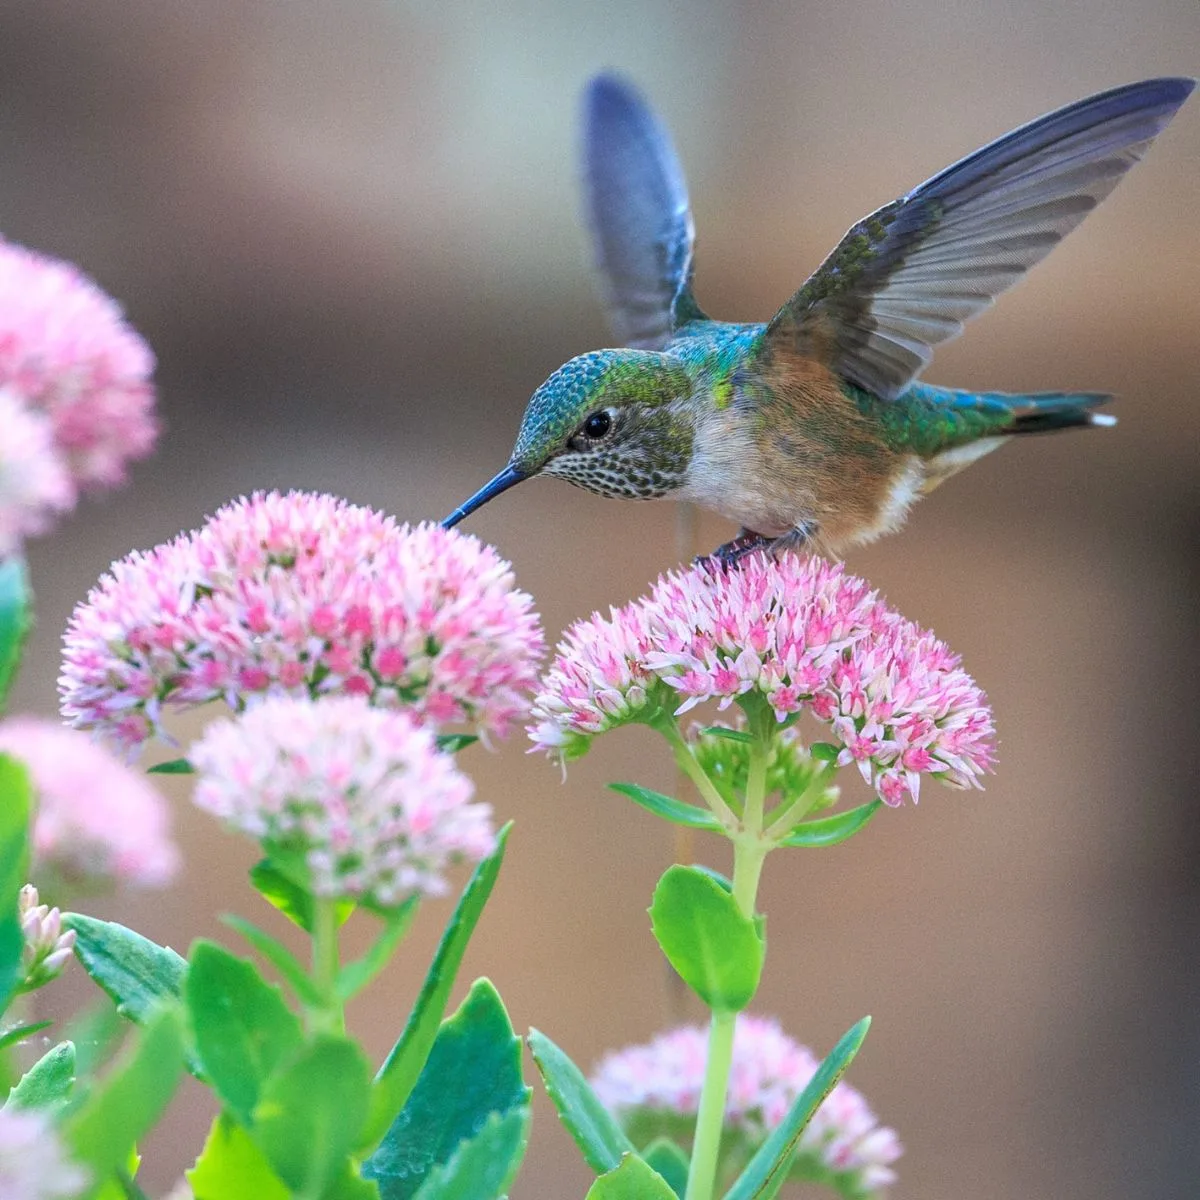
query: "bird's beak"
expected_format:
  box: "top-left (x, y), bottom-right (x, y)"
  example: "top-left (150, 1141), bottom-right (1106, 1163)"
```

top-left (441, 463), bottom-right (528, 529)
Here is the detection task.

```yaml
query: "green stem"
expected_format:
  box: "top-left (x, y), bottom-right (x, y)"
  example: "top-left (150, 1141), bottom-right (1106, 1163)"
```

top-left (655, 715), bottom-right (739, 829)
top-left (763, 764), bottom-right (836, 842)
top-left (685, 717), bottom-right (772, 1200)
top-left (685, 1009), bottom-right (738, 1200)
top-left (309, 898), bottom-right (344, 1036)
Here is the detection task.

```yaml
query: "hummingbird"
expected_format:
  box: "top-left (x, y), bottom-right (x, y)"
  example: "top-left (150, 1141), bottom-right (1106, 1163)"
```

top-left (442, 74), bottom-right (1194, 560)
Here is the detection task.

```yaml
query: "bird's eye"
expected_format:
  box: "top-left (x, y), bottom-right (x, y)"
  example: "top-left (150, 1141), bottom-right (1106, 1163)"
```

top-left (583, 410), bottom-right (612, 439)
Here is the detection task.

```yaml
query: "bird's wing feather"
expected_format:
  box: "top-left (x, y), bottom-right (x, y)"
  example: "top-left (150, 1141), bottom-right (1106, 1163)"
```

top-left (758, 77), bottom-right (1195, 400)
top-left (581, 73), bottom-right (707, 350)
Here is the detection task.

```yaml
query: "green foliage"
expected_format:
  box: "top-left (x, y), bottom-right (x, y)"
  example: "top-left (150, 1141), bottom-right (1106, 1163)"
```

top-left (0, 754), bottom-right (31, 1009)
top-left (608, 783), bottom-right (721, 830)
top-left (641, 1138), bottom-right (689, 1197)
top-left (363, 979), bottom-right (529, 1200)
top-left (724, 1018), bottom-right (871, 1200)
top-left (410, 1109), bottom-right (529, 1200)
top-left (527, 1028), bottom-right (633, 1175)
top-left (185, 940), bottom-right (304, 1126)
top-left (778, 800), bottom-right (882, 847)
top-left (146, 758), bottom-right (194, 775)
top-left (0, 557), bottom-right (31, 706)
top-left (335, 897), bottom-right (420, 1002)
top-left (221, 915), bottom-right (324, 1008)
top-left (248, 861), bottom-right (355, 933)
top-left (360, 825), bottom-right (510, 1152)
top-left (63, 1005), bottom-right (186, 1182)
top-left (63, 914), bottom-right (187, 1023)
top-left (3, 1041), bottom-right (76, 1113)
top-left (434, 734), bottom-right (479, 754)
top-left (187, 1113), bottom-right (290, 1200)
top-left (253, 1035), bottom-right (372, 1198)
top-left (648, 866), bottom-right (764, 1011)
top-left (585, 1153), bottom-right (679, 1199)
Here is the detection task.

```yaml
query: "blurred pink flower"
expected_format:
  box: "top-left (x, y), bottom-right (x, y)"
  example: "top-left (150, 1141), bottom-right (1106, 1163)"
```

top-left (0, 237), bottom-right (156, 494)
top-left (530, 556), bottom-right (993, 804)
top-left (0, 389), bottom-right (73, 556)
top-left (191, 695), bottom-right (493, 906)
top-left (59, 491), bottom-right (545, 752)
top-left (0, 1109), bottom-right (89, 1200)
top-left (0, 717), bottom-right (179, 888)
top-left (18, 884), bottom-right (75, 991)
top-left (591, 1016), bottom-right (901, 1196)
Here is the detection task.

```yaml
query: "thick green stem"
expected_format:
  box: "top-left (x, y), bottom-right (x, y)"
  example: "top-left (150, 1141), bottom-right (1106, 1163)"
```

top-left (684, 1008), bottom-right (738, 1200)
top-left (309, 898), bottom-right (344, 1036)
top-left (685, 716), bottom-right (772, 1200)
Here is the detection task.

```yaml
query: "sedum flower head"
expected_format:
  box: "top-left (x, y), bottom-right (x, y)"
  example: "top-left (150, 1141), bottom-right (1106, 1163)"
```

top-left (191, 695), bottom-right (494, 906)
top-left (59, 491), bottom-right (544, 752)
top-left (0, 1108), bottom-right (89, 1199)
top-left (530, 556), bottom-right (993, 805)
top-left (591, 1016), bottom-right (901, 1198)
top-left (0, 390), bottom-right (74, 557)
top-left (0, 718), bottom-right (178, 888)
top-left (0, 237), bottom-right (156, 495)
top-left (18, 884), bottom-right (75, 991)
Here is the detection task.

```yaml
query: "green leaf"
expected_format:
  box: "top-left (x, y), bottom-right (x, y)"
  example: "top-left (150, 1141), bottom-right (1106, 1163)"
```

top-left (526, 1028), bottom-right (633, 1175)
top-left (434, 734), bottom-right (478, 754)
top-left (63, 1004), bottom-right (186, 1179)
top-left (63, 914), bottom-right (187, 1022)
top-left (363, 978), bottom-right (529, 1200)
top-left (221, 915), bottom-right (324, 1008)
top-left (641, 1138), bottom-right (689, 1198)
top-left (248, 860), bottom-right (356, 934)
top-left (322, 1165), bottom-right (382, 1200)
top-left (724, 1017), bottom-right (871, 1200)
top-left (609, 783), bottom-right (721, 831)
top-left (0, 754), bottom-right (31, 1009)
top-left (253, 1034), bottom-right (371, 1197)
top-left (187, 1112), bottom-right (290, 1200)
top-left (808, 742), bottom-right (839, 762)
top-left (648, 866), bottom-right (764, 1012)
top-left (3, 1041), bottom-right (76, 1112)
top-left (185, 940), bottom-right (304, 1126)
top-left (0, 1020), bottom-right (52, 1052)
top-left (146, 758), bottom-right (194, 775)
top-left (335, 896), bottom-right (420, 1002)
top-left (410, 1108), bottom-right (529, 1200)
top-left (359, 824), bottom-right (510, 1153)
top-left (0, 557), bottom-right (31, 706)
top-left (586, 1154), bottom-right (678, 1199)
top-left (778, 800), bottom-right (882, 848)
top-left (700, 726), bottom-right (754, 744)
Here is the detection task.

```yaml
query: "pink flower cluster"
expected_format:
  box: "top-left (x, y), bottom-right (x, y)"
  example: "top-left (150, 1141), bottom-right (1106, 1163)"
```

top-left (0, 237), bottom-right (156, 552)
top-left (591, 1016), bottom-right (901, 1196)
top-left (0, 717), bottom-right (178, 888)
top-left (530, 556), bottom-right (993, 805)
top-left (0, 1109), bottom-right (89, 1200)
top-left (191, 695), bottom-right (494, 906)
top-left (59, 492), bottom-right (545, 752)
top-left (19, 884), bottom-right (75, 991)
top-left (0, 390), bottom-right (73, 557)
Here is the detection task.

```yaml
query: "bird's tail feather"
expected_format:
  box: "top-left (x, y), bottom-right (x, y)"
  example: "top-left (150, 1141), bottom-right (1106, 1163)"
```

top-left (1004, 391), bottom-right (1115, 434)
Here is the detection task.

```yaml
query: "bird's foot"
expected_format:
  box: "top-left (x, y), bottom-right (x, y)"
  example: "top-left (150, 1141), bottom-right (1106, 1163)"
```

top-left (696, 530), bottom-right (773, 570)
top-left (695, 522), bottom-right (817, 570)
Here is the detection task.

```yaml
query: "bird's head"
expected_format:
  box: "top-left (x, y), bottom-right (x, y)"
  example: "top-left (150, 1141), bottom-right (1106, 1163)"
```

top-left (442, 349), bottom-right (694, 528)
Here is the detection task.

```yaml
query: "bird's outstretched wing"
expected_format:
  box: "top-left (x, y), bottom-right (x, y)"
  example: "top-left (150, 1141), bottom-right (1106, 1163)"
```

top-left (581, 72), bottom-right (707, 350)
top-left (759, 77), bottom-right (1195, 400)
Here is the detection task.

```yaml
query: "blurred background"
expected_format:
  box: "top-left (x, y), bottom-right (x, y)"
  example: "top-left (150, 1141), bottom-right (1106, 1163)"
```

top-left (2, 1), bottom-right (1198, 1196)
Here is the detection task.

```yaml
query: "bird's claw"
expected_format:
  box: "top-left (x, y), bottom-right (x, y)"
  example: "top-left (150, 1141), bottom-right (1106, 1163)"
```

top-left (695, 531), bottom-right (772, 571)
